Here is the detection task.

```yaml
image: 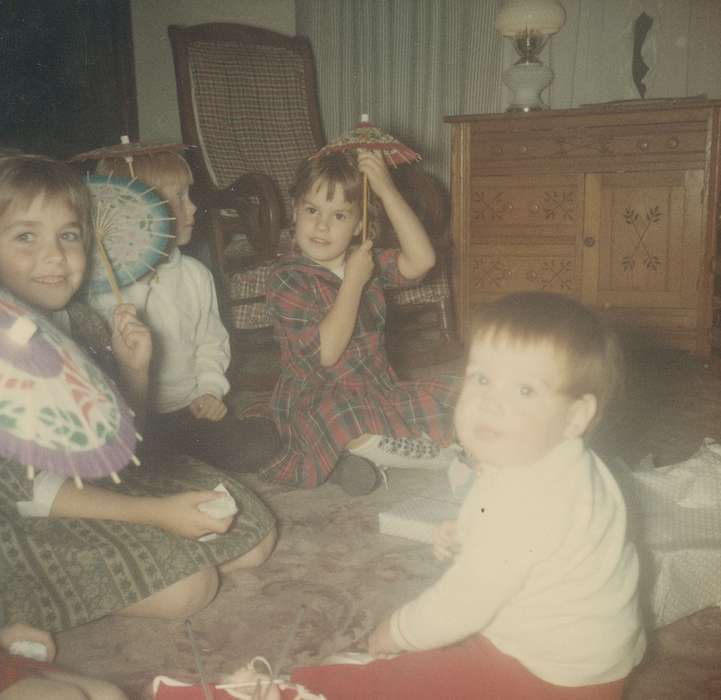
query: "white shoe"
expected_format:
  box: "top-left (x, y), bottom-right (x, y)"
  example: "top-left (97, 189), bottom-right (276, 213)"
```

top-left (218, 657), bottom-right (327, 700)
top-left (349, 435), bottom-right (461, 471)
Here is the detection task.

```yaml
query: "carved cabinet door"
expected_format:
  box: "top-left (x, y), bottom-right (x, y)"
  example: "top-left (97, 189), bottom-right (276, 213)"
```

top-left (581, 169), bottom-right (705, 346)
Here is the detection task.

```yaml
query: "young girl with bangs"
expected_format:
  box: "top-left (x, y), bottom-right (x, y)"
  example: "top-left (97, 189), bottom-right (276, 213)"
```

top-left (263, 151), bottom-right (459, 494)
top-left (0, 154), bottom-right (276, 646)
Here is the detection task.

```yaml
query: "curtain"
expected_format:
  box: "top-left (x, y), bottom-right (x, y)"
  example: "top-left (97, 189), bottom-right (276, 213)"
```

top-left (0, 0), bottom-right (137, 158)
top-left (296, 0), bottom-right (504, 184)
top-left (296, 0), bottom-right (721, 184)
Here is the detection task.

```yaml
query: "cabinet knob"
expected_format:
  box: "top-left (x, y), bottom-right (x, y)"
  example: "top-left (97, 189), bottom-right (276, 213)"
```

top-left (583, 236), bottom-right (596, 248)
top-left (518, 144), bottom-right (528, 154)
top-left (529, 203), bottom-right (540, 214)
top-left (637, 139), bottom-right (650, 151)
top-left (667, 137), bottom-right (679, 149)
top-left (492, 145), bottom-right (503, 155)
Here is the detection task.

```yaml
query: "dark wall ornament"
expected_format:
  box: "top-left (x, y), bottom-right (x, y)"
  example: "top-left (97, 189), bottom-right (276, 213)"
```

top-left (632, 11), bottom-right (654, 98)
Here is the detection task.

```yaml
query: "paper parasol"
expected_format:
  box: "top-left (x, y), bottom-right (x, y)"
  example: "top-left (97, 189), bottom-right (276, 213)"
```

top-left (69, 135), bottom-right (189, 179)
top-left (0, 291), bottom-right (141, 488)
top-left (311, 114), bottom-right (421, 239)
top-left (85, 174), bottom-right (175, 301)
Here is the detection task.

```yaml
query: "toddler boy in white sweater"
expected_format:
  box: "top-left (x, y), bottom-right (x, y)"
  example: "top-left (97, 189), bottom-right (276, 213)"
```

top-left (235, 291), bottom-right (647, 700)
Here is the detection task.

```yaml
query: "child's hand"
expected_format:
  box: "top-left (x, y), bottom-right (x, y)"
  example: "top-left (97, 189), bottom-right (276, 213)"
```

top-left (154, 492), bottom-right (233, 539)
top-left (344, 238), bottom-right (374, 288)
top-left (190, 394), bottom-right (228, 421)
top-left (0, 623), bottom-right (56, 661)
top-left (111, 303), bottom-right (152, 374)
top-left (432, 519), bottom-right (459, 561)
top-left (448, 454), bottom-right (475, 497)
top-left (357, 150), bottom-right (395, 200)
top-left (367, 617), bottom-right (403, 657)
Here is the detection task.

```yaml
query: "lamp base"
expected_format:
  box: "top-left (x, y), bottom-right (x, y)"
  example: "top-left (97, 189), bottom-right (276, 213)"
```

top-left (502, 61), bottom-right (554, 112)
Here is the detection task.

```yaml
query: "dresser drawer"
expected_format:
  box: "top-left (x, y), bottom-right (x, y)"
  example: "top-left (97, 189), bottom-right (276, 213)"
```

top-left (469, 115), bottom-right (710, 174)
top-left (469, 174), bottom-right (581, 242)
top-left (469, 243), bottom-right (579, 298)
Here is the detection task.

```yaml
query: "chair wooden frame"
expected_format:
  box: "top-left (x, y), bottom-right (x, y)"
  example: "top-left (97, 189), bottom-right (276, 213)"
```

top-left (168, 22), bottom-right (325, 274)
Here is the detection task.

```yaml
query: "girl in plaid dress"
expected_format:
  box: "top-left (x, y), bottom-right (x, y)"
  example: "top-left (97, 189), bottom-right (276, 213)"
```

top-left (263, 151), bottom-right (459, 492)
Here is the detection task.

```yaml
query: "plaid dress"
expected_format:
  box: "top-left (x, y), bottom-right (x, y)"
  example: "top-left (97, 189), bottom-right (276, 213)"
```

top-left (0, 302), bottom-right (275, 633)
top-left (262, 249), bottom-right (460, 487)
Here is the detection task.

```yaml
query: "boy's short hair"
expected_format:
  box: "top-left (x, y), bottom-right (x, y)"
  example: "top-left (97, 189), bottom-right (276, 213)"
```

top-left (472, 291), bottom-right (623, 429)
top-left (0, 154), bottom-right (94, 252)
top-left (96, 150), bottom-right (193, 190)
top-left (291, 152), bottom-right (363, 208)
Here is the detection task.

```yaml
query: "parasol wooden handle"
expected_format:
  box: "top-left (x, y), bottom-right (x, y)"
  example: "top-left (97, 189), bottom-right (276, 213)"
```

top-left (95, 233), bottom-right (123, 305)
top-left (362, 173), bottom-right (368, 242)
top-left (120, 135), bottom-right (136, 179)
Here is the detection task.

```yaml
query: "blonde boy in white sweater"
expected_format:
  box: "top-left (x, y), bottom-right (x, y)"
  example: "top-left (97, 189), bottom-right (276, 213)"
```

top-left (90, 151), bottom-right (280, 474)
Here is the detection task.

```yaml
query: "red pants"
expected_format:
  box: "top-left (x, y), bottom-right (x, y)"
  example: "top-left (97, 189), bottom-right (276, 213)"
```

top-left (0, 651), bottom-right (56, 692)
top-left (286, 637), bottom-right (625, 700)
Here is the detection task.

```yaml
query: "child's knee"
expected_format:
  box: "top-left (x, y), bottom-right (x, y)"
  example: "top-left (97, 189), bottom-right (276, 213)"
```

top-left (163, 568), bottom-right (219, 618)
top-left (3, 678), bottom-right (89, 700)
top-left (220, 526), bottom-right (277, 574)
top-left (118, 567), bottom-right (219, 620)
top-left (84, 680), bottom-right (129, 700)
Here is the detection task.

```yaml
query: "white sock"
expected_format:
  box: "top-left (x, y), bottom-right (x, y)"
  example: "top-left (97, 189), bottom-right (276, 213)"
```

top-left (348, 434), bottom-right (460, 470)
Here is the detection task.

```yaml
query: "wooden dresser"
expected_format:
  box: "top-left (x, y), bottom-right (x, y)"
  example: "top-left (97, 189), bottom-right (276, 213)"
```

top-left (445, 101), bottom-right (721, 360)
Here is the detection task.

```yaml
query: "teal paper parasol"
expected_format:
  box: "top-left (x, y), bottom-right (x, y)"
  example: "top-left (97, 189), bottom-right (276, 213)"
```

top-left (85, 174), bottom-right (175, 299)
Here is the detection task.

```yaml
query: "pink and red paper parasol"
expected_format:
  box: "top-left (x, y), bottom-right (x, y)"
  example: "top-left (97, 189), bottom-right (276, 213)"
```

top-left (0, 291), bottom-right (140, 488)
top-left (313, 114), bottom-right (421, 167)
top-left (311, 115), bottom-right (421, 240)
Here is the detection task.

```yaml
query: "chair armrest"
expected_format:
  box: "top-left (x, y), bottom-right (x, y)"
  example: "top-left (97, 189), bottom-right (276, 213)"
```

top-left (221, 172), bottom-right (286, 256)
top-left (193, 172), bottom-right (286, 272)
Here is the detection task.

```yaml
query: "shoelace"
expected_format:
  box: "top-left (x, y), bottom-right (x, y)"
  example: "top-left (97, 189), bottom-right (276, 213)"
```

top-left (217, 656), bottom-right (327, 700)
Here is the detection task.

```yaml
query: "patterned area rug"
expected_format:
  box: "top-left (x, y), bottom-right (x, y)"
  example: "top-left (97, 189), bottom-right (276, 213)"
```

top-left (53, 332), bottom-right (721, 699)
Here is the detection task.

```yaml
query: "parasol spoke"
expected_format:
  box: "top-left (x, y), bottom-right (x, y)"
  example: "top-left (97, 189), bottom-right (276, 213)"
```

top-left (148, 246), bottom-right (171, 257)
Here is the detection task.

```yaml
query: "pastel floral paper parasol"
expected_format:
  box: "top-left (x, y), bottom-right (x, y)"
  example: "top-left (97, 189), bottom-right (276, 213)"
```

top-left (84, 174), bottom-right (175, 301)
top-left (0, 291), bottom-right (140, 488)
top-left (311, 115), bottom-right (421, 240)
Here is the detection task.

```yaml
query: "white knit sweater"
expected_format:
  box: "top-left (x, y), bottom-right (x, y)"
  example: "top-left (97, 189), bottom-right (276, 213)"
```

top-left (390, 438), bottom-right (647, 686)
top-left (90, 249), bottom-right (230, 413)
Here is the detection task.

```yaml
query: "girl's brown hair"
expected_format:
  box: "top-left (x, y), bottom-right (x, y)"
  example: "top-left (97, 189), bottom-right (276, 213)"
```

top-left (0, 155), bottom-right (94, 251)
top-left (290, 152), bottom-right (384, 239)
top-left (290, 151), bottom-right (362, 205)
